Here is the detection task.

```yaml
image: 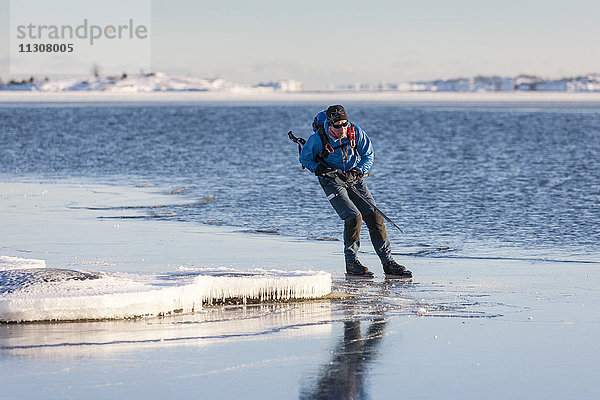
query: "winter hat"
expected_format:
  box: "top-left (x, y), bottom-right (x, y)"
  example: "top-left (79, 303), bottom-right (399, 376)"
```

top-left (326, 105), bottom-right (348, 124)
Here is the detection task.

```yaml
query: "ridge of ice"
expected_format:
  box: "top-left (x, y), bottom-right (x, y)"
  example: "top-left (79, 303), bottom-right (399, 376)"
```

top-left (0, 265), bottom-right (332, 322)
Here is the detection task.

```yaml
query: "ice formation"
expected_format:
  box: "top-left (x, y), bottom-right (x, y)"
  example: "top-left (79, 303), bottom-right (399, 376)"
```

top-left (0, 260), bottom-right (332, 322)
top-left (0, 256), bottom-right (46, 270)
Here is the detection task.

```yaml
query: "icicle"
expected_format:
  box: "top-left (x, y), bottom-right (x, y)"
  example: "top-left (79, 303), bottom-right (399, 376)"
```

top-left (0, 269), bottom-right (332, 322)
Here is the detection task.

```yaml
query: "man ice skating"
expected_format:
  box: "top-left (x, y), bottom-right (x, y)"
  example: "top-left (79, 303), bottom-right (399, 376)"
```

top-left (299, 105), bottom-right (412, 278)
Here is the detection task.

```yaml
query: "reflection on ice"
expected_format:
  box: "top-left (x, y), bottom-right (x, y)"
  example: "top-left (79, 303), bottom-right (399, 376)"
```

top-left (301, 318), bottom-right (388, 400)
top-left (300, 278), bottom-right (508, 399)
top-left (332, 279), bottom-right (505, 319)
top-left (0, 302), bottom-right (332, 358)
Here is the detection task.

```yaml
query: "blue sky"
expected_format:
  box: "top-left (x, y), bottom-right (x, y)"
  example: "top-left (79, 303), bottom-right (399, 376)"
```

top-left (2, 0), bottom-right (599, 89)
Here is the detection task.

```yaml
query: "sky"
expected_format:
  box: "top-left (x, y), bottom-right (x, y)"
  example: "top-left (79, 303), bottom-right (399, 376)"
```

top-left (1, 0), bottom-right (599, 89)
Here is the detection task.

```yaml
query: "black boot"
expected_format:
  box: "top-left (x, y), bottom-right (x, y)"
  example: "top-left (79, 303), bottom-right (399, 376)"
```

top-left (383, 260), bottom-right (412, 278)
top-left (346, 259), bottom-right (375, 278)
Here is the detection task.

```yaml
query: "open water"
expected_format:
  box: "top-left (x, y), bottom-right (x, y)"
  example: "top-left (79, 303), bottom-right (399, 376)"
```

top-left (1, 101), bottom-right (598, 263)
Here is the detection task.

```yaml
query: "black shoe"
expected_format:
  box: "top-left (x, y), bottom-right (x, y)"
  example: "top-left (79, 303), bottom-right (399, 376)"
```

top-left (383, 260), bottom-right (412, 278)
top-left (345, 259), bottom-right (375, 278)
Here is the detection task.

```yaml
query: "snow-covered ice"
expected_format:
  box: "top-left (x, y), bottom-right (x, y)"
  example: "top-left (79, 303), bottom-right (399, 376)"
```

top-left (0, 262), bottom-right (331, 322)
top-left (0, 256), bottom-right (46, 270)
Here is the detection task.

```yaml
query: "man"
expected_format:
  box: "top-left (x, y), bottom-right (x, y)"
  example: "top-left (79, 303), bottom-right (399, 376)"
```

top-left (299, 105), bottom-right (412, 278)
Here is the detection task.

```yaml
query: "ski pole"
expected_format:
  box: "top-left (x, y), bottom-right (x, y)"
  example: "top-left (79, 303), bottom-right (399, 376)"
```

top-left (288, 130), bottom-right (405, 234)
top-left (318, 158), bottom-right (406, 234)
top-left (348, 183), bottom-right (405, 234)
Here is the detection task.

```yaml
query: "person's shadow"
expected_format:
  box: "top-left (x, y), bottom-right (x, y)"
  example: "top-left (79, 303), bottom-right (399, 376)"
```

top-left (300, 280), bottom-right (400, 399)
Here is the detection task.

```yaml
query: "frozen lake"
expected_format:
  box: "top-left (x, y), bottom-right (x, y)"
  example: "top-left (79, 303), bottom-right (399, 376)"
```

top-left (1, 183), bottom-right (598, 399)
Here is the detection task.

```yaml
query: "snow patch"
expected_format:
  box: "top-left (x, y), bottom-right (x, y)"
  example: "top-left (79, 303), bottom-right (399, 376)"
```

top-left (0, 73), bottom-right (303, 93)
top-left (0, 256), bottom-right (46, 271)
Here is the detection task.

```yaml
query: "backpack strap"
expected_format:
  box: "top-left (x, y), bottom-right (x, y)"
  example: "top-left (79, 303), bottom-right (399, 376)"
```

top-left (317, 123), bottom-right (357, 159)
top-left (347, 124), bottom-right (356, 151)
top-left (317, 125), bottom-right (334, 159)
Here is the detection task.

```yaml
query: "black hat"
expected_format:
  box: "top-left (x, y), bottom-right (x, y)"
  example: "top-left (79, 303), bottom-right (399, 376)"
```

top-left (326, 105), bottom-right (348, 124)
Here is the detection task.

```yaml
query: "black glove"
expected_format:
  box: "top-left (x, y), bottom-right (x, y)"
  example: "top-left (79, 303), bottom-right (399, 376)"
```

top-left (343, 168), bottom-right (364, 182)
top-left (315, 163), bottom-right (337, 177)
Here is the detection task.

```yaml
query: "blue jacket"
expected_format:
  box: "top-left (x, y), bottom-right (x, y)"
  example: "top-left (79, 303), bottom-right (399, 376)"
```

top-left (299, 118), bottom-right (374, 175)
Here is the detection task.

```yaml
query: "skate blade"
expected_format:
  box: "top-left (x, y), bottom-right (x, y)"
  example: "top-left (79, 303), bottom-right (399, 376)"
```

top-left (345, 273), bottom-right (374, 280)
top-left (384, 273), bottom-right (413, 280)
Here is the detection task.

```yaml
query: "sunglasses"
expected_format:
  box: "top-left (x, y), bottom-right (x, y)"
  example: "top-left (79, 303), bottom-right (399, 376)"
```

top-left (331, 121), bottom-right (348, 129)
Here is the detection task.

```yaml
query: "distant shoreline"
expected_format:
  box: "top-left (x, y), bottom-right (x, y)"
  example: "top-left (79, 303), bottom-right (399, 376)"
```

top-left (2, 91), bottom-right (600, 104)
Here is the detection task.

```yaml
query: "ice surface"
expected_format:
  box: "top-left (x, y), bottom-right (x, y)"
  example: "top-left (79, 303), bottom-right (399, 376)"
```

top-left (0, 263), bottom-right (331, 322)
top-left (2, 90), bottom-right (600, 105)
top-left (1, 182), bottom-right (599, 398)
